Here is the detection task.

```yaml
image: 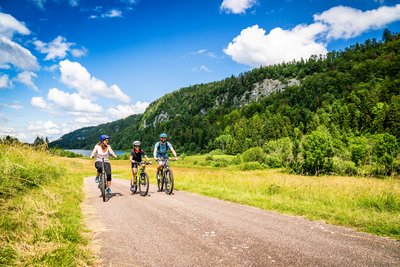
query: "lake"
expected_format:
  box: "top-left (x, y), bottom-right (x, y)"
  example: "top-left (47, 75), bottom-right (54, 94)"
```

top-left (65, 149), bottom-right (127, 157)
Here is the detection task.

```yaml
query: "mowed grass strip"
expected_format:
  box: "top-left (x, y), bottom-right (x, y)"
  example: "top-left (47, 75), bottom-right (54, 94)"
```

top-left (0, 144), bottom-right (93, 266)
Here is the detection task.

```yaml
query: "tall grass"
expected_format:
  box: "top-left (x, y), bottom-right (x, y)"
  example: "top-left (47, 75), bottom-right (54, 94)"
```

top-left (0, 144), bottom-right (93, 266)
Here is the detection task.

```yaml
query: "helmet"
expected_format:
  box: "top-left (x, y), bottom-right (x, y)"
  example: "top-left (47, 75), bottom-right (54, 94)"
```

top-left (133, 140), bottom-right (141, 146)
top-left (159, 133), bottom-right (167, 138)
top-left (99, 135), bottom-right (109, 142)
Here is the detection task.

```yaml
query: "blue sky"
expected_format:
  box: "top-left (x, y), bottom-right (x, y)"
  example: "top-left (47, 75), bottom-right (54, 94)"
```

top-left (1, 0), bottom-right (400, 143)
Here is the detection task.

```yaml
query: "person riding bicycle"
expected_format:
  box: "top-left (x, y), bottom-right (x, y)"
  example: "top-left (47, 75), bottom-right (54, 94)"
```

top-left (153, 133), bottom-right (177, 185)
top-left (90, 135), bottom-right (117, 195)
top-left (130, 140), bottom-right (149, 192)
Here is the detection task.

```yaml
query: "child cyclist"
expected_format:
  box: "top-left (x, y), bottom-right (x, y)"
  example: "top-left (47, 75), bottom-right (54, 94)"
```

top-left (130, 140), bottom-right (150, 192)
top-left (90, 135), bottom-right (117, 195)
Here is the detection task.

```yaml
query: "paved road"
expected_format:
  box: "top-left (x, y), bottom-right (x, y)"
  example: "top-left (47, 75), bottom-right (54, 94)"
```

top-left (82, 177), bottom-right (400, 267)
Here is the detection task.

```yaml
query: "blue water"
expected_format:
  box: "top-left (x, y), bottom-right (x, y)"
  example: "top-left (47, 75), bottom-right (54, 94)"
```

top-left (65, 149), bottom-right (127, 157)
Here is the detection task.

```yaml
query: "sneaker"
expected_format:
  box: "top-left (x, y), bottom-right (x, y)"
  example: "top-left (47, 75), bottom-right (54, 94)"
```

top-left (106, 187), bottom-right (112, 195)
top-left (130, 185), bottom-right (135, 192)
top-left (95, 176), bottom-right (99, 183)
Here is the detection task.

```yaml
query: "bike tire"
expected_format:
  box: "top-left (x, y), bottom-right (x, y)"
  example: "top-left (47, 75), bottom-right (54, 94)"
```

top-left (100, 173), bottom-right (106, 202)
top-left (139, 172), bottom-right (149, 196)
top-left (157, 171), bottom-right (163, 192)
top-left (164, 169), bottom-right (174, 195)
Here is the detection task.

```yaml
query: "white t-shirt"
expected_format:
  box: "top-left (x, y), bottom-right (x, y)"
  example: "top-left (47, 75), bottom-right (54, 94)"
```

top-left (91, 144), bottom-right (116, 162)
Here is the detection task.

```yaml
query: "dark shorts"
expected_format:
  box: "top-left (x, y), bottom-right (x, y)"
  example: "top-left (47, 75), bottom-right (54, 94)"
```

top-left (131, 162), bottom-right (141, 169)
top-left (95, 161), bottom-right (112, 181)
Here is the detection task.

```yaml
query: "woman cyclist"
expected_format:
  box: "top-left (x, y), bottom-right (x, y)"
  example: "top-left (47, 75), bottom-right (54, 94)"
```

top-left (130, 140), bottom-right (149, 192)
top-left (90, 135), bottom-right (117, 195)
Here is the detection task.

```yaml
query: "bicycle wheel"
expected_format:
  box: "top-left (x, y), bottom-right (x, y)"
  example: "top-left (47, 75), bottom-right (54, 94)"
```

top-left (164, 169), bottom-right (174, 195)
top-left (100, 173), bottom-right (106, 202)
top-left (131, 176), bottom-right (138, 194)
top-left (139, 172), bottom-right (149, 196)
top-left (157, 171), bottom-right (163, 192)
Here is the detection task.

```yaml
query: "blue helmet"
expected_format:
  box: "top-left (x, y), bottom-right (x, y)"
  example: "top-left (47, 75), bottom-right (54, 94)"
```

top-left (99, 135), bottom-right (110, 142)
top-left (159, 133), bottom-right (167, 138)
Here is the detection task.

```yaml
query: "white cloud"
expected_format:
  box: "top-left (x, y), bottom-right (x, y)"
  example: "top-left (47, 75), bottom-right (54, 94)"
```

top-left (220, 0), bottom-right (256, 14)
top-left (48, 87), bottom-right (103, 113)
top-left (71, 47), bottom-right (88, 57)
top-left (1, 103), bottom-right (23, 109)
top-left (192, 65), bottom-right (211, 72)
top-left (27, 120), bottom-right (62, 136)
top-left (0, 126), bottom-right (28, 142)
top-left (186, 49), bottom-right (217, 58)
top-left (0, 12), bottom-right (30, 39)
top-left (34, 36), bottom-right (87, 60)
top-left (14, 71), bottom-right (39, 91)
top-left (0, 36), bottom-right (39, 71)
top-left (0, 74), bottom-right (10, 88)
top-left (71, 112), bottom-right (110, 126)
top-left (31, 96), bottom-right (51, 110)
top-left (224, 24), bottom-right (327, 66)
top-left (59, 59), bottom-right (130, 102)
top-left (32, 0), bottom-right (79, 9)
top-left (224, 4), bottom-right (400, 66)
top-left (103, 9), bottom-right (122, 18)
top-left (108, 101), bottom-right (149, 119)
top-left (314, 4), bottom-right (400, 40)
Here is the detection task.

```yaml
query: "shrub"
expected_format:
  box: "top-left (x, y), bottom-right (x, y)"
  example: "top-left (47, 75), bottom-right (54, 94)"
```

top-left (371, 133), bottom-right (399, 174)
top-left (349, 136), bottom-right (371, 166)
top-left (239, 161), bottom-right (265, 170)
top-left (263, 137), bottom-right (293, 168)
top-left (241, 147), bottom-right (267, 164)
top-left (299, 126), bottom-right (333, 175)
top-left (332, 156), bottom-right (357, 176)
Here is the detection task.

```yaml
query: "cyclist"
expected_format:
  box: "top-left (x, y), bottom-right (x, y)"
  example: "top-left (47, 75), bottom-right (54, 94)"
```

top-left (153, 133), bottom-right (177, 187)
top-left (90, 134), bottom-right (117, 195)
top-left (130, 140), bottom-right (149, 192)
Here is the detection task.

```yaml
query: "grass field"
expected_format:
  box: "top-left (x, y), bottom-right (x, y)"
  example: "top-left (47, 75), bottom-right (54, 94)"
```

top-left (0, 144), bottom-right (93, 266)
top-left (112, 156), bottom-right (400, 240)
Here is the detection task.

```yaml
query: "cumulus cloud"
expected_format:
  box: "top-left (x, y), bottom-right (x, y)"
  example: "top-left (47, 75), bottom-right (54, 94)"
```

top-left (192, 65), bottom-right (211, 72)
top-left (48, 87), bottom-right (103, 113)
top-left (314, 4), bottom-right (400, 40)
top-left (14, 71), bottom-right (39, 91)
top-left (104, 9), bottom-right (122, 18)
top-left (31, 96), bottom-right (51, 110)
top-left (220, 0), bottom-right (256, 14)
top-left (108, 101), bottom-right (149, 119)
top-left (31, 0), bottom-right (79, 9)
top-left (0, 74), bottom-right (10, 88)
top-left (224, 24), bottom-right (327, 66)
top-left (186, 49), bottom-right (218, 58)
top-left (0, 126), bottom-right (28, 141)
top-left (27, 120), bottom-right (62, 135)
top-left (224, 4), bottom-right (400, 66)
top-left (34, 36), bottom-right (87, 60)
top-left (59, 60), bottom-right (130, 102)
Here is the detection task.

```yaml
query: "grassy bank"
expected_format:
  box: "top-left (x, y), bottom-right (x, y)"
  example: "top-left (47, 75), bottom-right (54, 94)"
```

top-left (0, 144), bottom-right (93, 266)
top-left (112, 155), bottom-right (400, 240)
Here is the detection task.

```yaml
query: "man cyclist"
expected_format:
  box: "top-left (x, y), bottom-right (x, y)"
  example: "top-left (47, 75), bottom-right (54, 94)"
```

top-left (153, 133), bottom-right (177, 187)
top-left (130, 140), bottom-right (149, 192)
top-left (90, 135), bottom-right (117, 195)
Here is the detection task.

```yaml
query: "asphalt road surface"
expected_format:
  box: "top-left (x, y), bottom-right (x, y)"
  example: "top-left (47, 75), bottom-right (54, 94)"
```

top-left (83, 177), bottom-right (400, 267)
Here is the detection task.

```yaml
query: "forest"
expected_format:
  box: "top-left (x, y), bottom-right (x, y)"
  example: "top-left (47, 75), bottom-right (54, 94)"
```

top-left (50, 30), bottom-right (400, 176)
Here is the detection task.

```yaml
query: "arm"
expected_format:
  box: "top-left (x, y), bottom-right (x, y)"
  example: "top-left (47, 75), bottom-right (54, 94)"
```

top-left (169, 142), bottom-right (178, 159)
top-left (90, 146), bottom-right (97, 158)
top-left (153, 144), bottom-right (157, 159)
top-left (108, 146), bottom-right (117, 158)
top-left (130, 154), bottom-right (135, 163)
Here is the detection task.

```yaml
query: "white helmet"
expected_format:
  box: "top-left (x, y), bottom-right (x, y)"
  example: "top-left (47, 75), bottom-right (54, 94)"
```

top-left (133, 140), bottom-right (141, 146)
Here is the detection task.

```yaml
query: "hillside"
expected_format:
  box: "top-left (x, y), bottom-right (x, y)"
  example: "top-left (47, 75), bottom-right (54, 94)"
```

top-left (51, 30), bottom-right (400, 175)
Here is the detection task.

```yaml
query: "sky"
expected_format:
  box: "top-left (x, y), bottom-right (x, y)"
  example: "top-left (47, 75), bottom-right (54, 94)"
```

top-left (1, 0), bottom-right (400, 143)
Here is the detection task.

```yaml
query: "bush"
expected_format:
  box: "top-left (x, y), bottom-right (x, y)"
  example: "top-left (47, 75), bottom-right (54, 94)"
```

top-left (299, 126), bottom-right (333, 175)
top-left (349, 136), bottom-right (371, 166)
top-left (371, 133), bottom-right (399, 174)
top-left (263, 137), bottom-right (293, 168)
top-left (241, 147), bottom-right (267, 164)
top-left (239, 161), bottom-right (265, 170)
top-left (332, 157), bottom-right (357, 176)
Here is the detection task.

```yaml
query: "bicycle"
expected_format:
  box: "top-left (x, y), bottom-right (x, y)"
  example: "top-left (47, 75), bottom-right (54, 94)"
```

top-left (131, 161), bottom-right (151, 196)
top-left (156, 158), bottom-right (175, 195)
top-left (98, 158), bottom-right (111, 202)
